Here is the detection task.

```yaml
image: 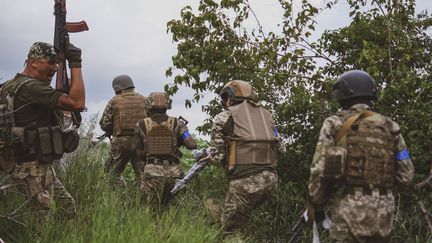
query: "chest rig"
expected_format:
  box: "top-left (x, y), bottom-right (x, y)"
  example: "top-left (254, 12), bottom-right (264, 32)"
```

top-left (332, 111), bottom-right (396, 188)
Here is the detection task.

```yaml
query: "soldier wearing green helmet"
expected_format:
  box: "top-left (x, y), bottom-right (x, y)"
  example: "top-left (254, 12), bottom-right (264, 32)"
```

top-left (99, 75), bottom-right (147, 187)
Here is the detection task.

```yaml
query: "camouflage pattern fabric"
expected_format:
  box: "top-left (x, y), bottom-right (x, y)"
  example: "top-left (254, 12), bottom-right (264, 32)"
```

top-left (140, 163), bottom-right (182, 206)
top-left (99, 98), bottom-right (115, 134)
top-left (1, 70), bottom-right (75, 219)
top-left (100, 90), bottom-right (146, 186)
top-left (105, 136), bottom-right (144, 186)
top-left (209, 110), bottom-right (231, 164)
top-left (27, 42), bottom-right (57, 61)
top-left (308, 104), bottom-right (414, 241)
top-left (221, 170), bottom-right (277, 238)
top-left (135, 113), bottom-right (196, 206)
top-left (10, 161), bottom-right (76, 218)
top-left (208, 106), bottom-right (283, 239)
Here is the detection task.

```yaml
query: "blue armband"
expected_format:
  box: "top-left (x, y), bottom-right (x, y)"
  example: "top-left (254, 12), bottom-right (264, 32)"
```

top-left (180, 131), bottom-right (191, 142)
top-left (396, 149), bottom-right (410, 161)
top-left (274, 128), bottom-right (280, 137)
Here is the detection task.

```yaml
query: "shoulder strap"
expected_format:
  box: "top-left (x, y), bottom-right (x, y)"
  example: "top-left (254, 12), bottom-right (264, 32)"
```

top-left (143, 117), bottom-right (153, 133)
top-left (335, 110), bottom-right (375, 145)
top-left (167, 117), bottom-right (176, 131)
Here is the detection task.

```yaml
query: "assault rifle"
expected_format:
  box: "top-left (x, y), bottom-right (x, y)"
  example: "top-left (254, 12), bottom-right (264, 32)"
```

top-left (170, 148), bottom-right (210, 195)
top-left (54, 0), bottom-right (88, 128)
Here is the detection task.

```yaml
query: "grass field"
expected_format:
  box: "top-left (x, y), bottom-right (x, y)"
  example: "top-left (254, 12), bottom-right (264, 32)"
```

top-left (0, 138), bottom-right (431, 242)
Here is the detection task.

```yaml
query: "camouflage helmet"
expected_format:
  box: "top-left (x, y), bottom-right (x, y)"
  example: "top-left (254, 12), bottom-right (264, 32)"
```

top-left (220, 80), bottom-right (257, 102)
top-left (145, 92), bottom-right (172, 110)
top-left (112, 75), bottom-right (135, 92)
top-left (333, 70), bottom-right (377, 102)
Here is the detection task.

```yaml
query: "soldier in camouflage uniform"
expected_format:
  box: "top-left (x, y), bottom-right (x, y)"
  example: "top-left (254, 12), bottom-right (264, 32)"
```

top-left (201, 80), bottom-right (285, 239)
top-left (134, 92), bottom-right (196, 206)
top-left (99, 75), bottom-right (147, 186)
top-left (0, 42), bottom-right (85, 218)
top-left (307, 70), bottom-right (414, 242)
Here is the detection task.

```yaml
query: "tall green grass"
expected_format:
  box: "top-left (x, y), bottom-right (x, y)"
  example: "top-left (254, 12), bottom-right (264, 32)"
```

top-left (1, 138), bottom-right (431, 242)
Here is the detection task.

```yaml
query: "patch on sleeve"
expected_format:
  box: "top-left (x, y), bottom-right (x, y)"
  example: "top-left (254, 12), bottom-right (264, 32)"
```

top-left (273, 128), bottom-right (279, 137)
top-left (180, 130), bottom-right (191, 142)
top-left (396, 149), bottom-right (410, 161)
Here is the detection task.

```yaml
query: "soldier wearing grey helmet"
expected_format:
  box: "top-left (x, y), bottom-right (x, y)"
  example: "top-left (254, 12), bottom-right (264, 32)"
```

top-left (307, 70), bottom-right (414, 242)
top-left (134, 92), bottom-right (196, 207)
top-left (99, 75), bottom-right (147, 187)
top-left (0, 41), bottom-right (85, 219)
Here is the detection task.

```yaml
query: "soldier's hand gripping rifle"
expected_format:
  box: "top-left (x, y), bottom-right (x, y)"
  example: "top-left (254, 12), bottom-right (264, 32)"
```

top-left (170, 148), bottom-right (210, 195)
top-left (54, 0), bottom-right (88, 128)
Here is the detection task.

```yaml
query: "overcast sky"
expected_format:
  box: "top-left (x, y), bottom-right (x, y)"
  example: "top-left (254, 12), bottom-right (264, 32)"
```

top-left (1, 1), bottom-right (430, 138)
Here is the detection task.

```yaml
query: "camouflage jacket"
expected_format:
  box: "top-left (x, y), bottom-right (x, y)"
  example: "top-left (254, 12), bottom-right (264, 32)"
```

top-left (209, 108), bottom-right (285, 179)
top-left (308, 104), bottom-right (414, 210)
top-left (99, 96), bottom-right (116, 135)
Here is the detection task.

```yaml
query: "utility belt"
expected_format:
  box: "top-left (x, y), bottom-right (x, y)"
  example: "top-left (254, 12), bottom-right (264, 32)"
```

top-left (342, 186), bottom-right (392, 197)
top-left (11, 126), bottom-right (79, 164)
top-left (146, 157), bottom-right (177, 166)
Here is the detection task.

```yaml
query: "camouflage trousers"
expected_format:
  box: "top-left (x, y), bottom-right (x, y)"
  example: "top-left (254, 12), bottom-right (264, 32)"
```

top-left (140, 163), bottom-right (182, 207)
top-left (330, 189), bottom-right (395, 243)
top-left (221, 170), bottom-right (277, 238)
top-left (10, 161), bottom-right (76, 219)
top-left (105, 136), bottom-right (144, 186)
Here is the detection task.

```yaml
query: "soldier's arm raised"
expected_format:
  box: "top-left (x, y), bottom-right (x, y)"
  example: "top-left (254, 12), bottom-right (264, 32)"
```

top-left (56, 44), bottom-right (85, 111)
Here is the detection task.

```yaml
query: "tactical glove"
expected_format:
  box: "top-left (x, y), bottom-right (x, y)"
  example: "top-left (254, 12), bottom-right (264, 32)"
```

top-left (65, 43), bottom-right (82, 68)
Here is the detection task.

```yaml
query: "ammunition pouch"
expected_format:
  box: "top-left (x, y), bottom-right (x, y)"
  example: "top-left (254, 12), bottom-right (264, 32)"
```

top-left (322, 146), bottom-right (347, 180)
top-left (37, 126), bottom-right (64, 162)
top-left (62, 128), bottom-right (79, 153)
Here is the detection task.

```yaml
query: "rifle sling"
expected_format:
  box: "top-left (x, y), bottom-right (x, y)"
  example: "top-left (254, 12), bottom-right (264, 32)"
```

top-left (334, 110), bottom-right (375, 145)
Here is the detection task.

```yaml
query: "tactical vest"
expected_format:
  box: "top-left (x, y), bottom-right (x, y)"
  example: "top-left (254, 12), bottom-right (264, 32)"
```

top-left (143, 116), bottom-right (177, 159)
top-left (0, 75), bottom-right (68, 164)
top-left (339, 111), bottom-right (396, 188)
top-left (226, 101), bottom-right (277, 166)
top-left (112, 92), bottom-right (146, 136)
